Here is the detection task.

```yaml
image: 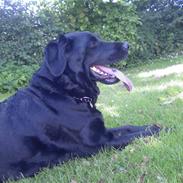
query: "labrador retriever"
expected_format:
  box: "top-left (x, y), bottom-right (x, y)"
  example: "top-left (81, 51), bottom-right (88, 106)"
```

top-left (0, 31), bottom-right (161, 182)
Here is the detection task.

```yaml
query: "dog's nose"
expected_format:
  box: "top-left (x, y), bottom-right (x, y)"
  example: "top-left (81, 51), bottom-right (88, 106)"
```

top-left (122, 42), bottom-right (129, 50)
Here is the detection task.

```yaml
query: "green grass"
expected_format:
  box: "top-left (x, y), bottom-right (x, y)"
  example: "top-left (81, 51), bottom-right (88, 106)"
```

top-left (2, 55), bottom-right (183, 183)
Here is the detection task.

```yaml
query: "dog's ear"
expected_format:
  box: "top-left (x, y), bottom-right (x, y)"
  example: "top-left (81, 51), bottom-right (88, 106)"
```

top-left (45, 35), bottom-right (67, 77)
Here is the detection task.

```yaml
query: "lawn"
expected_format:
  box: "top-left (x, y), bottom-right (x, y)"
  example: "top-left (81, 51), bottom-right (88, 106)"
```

top-left (2, 56), bottom-right (183, 183)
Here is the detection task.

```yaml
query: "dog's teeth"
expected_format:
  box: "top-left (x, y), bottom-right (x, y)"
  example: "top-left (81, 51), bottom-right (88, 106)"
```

top-left (91, 66), bottom-right (109, 76)
top-left (92, 67), bottom-right (97, 72)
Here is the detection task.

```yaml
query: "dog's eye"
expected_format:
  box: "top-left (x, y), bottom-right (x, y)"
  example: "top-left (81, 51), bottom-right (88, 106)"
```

top-left (89, 38), bottom-right (98, 48)
top-left (65, 38), bottom-right (73, 52)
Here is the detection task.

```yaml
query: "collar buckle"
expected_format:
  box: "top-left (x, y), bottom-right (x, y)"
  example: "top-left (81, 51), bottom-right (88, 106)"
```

top-left (81, 96), bottom-right (92, 103)
top-left (74, 96), bottom-right (94, 108)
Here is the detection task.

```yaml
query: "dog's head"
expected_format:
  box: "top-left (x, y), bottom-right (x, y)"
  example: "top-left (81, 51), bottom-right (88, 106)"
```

top-left (43, 31), bottom-right (130, 93)
top-left (39, 31), bottom-right (132, 98)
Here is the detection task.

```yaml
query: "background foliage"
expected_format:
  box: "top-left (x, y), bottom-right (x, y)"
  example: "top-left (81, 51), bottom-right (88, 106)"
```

top-left (132, 0), bottom-right (183, 60)
top-left (0, 63), bottom-right (38, 93)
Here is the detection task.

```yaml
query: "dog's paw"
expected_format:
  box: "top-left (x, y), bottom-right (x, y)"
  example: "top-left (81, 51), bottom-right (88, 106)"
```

top-left (145, 124), bottom-right (167, 135)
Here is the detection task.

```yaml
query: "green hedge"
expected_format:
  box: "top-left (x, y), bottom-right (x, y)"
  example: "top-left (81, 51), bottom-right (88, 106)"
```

top-left (0, 63), bottom-right (38, 93)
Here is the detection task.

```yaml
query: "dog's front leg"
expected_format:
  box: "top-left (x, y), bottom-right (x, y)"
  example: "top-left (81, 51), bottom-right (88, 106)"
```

top-left (105, 124), bottom-right (162, 149)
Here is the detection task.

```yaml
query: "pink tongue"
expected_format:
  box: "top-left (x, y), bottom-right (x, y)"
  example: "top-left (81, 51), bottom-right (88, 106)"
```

top-left (96, 65), bottom-right (134, 92)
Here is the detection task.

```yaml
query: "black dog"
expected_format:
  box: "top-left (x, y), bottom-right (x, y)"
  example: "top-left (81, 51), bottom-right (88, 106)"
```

top-left (0, 31), bottom-right (161, 182)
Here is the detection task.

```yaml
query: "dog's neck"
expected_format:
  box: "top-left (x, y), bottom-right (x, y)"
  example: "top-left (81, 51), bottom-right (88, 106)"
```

top-left (29, 65), bottom-right (99, 104)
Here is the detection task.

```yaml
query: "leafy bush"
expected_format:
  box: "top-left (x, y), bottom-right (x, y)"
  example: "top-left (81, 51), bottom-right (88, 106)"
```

top-left (132, 0), bottom-right (183, 61)
top-left (0, 63), bottom-right (38, 94)
top-left (0, 1), bottom-right (61, 65)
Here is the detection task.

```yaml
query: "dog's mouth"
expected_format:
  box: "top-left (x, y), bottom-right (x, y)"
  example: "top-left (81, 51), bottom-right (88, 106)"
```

top-left (90, 65), bottom-right (133, 92)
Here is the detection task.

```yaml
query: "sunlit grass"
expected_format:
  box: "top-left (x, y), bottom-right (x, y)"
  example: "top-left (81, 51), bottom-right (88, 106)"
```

top-left (134, 80), bottom-right (183, 92)
top-left (5, 55), bottom-right (183, 183)
top-left (138, 63), bottom-right (183, 78)
top-left (0, 93), bottom-right (11, 102)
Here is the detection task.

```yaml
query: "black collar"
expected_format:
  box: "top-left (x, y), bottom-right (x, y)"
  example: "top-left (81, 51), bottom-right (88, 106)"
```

top-left (73, 96), bottom-right (94, 108)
